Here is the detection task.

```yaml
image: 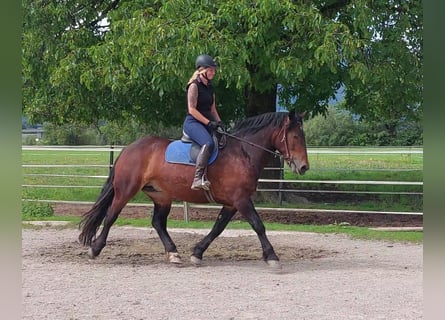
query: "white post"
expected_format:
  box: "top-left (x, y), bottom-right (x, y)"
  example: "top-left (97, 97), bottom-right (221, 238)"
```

top-left (183, 201), bottom-right (189, 222)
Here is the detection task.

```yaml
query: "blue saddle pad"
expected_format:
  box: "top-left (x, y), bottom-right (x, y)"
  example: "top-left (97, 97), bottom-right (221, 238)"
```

top-left (165, 140), bottom-right (218, 166)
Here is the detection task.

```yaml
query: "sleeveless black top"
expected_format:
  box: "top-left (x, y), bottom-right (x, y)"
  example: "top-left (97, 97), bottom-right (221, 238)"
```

top-left (187, 77), bottom-right (214, 121)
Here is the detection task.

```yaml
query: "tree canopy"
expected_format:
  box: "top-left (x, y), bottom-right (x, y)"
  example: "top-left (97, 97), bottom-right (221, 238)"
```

top-left (22, 0), bottom-right (422, 128)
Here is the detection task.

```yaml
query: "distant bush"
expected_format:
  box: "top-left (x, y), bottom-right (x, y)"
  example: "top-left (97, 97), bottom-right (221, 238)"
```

top-left (304, 107), bottom-right (359, 146)
top-left (22, 202), bottom-right (54, 218)
top-left (23, 135), bottom-right (41, 145)
top-left (25, 108), bottom-right (422, 147)
top-left (34, 120), bottom-right (183, 146)
top-left (41, 123), bottom-right (100, 145)
top-left (304, 106), bottom-right (422, 146)
top-left (99, 120), bottom-right (182, 145)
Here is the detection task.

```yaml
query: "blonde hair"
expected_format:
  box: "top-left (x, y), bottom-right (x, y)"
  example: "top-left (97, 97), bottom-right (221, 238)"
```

top-left (187, 67), bottom-right (207, 86)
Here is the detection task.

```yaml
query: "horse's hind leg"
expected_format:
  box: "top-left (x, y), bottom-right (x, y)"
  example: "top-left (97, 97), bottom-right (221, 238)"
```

top-left (151, 203), bottom-right (182, 264)
top-left (191, 206), bottom-right (237, 266)
top-left (88, 199), bottom-right (125, 258)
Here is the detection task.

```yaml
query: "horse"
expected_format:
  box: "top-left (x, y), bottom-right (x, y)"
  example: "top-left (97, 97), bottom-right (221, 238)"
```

top-left (78, 111), bottom-right (309, 268)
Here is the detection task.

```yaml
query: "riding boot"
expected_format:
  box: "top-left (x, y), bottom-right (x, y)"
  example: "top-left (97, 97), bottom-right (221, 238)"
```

top-left (191, 144), bottom-right (211, 190)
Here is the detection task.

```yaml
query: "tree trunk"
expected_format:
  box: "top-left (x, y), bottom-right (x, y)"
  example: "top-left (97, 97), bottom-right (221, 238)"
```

top-left (245, 87), bottom-right (276, 117)
top-left (244, 87), bottom-right (280, 182)
top-left (244, 86), bottom-right (286, 204)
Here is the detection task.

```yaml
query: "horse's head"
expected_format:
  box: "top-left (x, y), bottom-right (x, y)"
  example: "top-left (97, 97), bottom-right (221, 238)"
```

top-left (277, 111), bottom-right (309, 175)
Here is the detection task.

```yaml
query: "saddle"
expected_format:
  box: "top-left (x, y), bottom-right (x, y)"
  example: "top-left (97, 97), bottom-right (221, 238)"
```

top-left (165, 131), bottom-right (225, 166)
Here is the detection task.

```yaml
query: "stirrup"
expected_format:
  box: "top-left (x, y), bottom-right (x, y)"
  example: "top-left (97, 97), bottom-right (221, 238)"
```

top-left (201, 179), bottom-right (211, 190)
top-left (191, 177), bottom-right (211, 190)
top-left (200, 172), bottom-right (211, 190)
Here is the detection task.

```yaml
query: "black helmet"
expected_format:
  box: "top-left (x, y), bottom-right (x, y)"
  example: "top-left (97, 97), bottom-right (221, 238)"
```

top-left (195, 54), bottom-right (217, 69)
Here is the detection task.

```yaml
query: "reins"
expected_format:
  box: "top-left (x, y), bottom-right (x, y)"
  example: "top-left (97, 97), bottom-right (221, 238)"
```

top-left (217, 127), bottom-right (287, 159)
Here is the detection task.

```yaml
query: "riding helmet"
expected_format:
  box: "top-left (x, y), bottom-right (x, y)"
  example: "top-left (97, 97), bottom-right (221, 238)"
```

top-left (195, 54), bottom-right (217, 69)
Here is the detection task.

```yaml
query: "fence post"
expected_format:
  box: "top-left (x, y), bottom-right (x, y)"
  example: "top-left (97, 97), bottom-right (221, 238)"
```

top-left (109, 145), bottom-right (114, 172)
top-left (183, 201), bottom-right (189, 222)
top-left (279, 157), bottom-right (284, 205)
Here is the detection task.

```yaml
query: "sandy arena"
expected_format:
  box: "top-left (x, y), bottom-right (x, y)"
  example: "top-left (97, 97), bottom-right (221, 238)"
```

top-left (22, 223), bottom-right (422, 319)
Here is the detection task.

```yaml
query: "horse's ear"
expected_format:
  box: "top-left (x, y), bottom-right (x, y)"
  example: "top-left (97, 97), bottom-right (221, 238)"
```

top-left (288, 110), bottom-right (295, 120)
top-left (300, 111), bottom-right (307, 119)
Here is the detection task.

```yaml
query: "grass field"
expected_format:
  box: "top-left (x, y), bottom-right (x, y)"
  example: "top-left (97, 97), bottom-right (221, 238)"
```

top-left (22, 146), bottom-right (423, 212)
top-left (22, 215), bottom-right (423, 244)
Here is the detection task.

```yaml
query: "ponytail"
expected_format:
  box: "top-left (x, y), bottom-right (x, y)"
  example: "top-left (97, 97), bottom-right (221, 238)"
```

top-left (187, 67), bottom-right (207, 86)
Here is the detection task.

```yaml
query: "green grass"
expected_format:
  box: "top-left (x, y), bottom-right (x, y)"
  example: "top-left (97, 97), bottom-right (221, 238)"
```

top-left (253, 200), bottom-right (422, 212)
top-left (21, 215), bottom-right (422, 244)
top-left (280, 149), bottom-right (423, 212)
top-left (306, 150), bottom-right (422, 170)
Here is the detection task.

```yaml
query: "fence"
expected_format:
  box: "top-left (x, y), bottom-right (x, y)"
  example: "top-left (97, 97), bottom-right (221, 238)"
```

top-left (22, 146), bottom-right (423, 220)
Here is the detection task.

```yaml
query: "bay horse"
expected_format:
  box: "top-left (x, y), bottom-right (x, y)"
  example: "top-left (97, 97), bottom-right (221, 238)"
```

top-left (79, 111), bottom-right (309, 267)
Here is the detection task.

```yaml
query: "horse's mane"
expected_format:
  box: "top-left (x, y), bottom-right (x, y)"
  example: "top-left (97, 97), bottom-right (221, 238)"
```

top-left (230, 112), bottom-right (289, 137)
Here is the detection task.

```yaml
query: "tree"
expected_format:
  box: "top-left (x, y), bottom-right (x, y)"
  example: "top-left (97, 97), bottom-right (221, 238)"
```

top-left (342, 0), bottom-right (423, 132)
top-left (23, 0), bottom-right (422, 128)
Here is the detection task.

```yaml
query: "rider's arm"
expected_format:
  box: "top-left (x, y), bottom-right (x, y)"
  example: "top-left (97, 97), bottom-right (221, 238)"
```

top-left (210, 93), bottom-right (221, 122)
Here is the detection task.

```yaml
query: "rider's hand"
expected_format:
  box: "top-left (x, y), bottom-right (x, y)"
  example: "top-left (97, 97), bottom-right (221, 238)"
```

top-left (216, 121), bottom-right (226, 132)
top-left (207, 121), bottom-right (219, 130)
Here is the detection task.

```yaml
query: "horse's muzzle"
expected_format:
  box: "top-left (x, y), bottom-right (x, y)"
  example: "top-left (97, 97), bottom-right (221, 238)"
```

top-left (288, 159), bottom-right (309, 175)
top-left (298, 164), bottom-right (309, 175)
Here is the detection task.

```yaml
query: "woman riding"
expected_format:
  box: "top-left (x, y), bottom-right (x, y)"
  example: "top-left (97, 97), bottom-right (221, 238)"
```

top-left (183, 54), bottom-right (223, 190)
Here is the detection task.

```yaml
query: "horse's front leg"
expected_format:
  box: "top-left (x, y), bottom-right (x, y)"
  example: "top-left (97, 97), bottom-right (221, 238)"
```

top-left (151, 202), bottom-right (182, 264)
top-left (191, 206), bottom-right (237, 266)
top-left (235, 198), bottom-right (280, 268)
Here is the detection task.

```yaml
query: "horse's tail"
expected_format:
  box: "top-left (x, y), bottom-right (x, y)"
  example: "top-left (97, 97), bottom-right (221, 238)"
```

top-left (78, 165), bottom-right (116, 246)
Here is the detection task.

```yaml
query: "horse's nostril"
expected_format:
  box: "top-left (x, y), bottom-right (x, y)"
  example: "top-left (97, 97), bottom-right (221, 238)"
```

top-left (300, 164), bottom-right (309, 173)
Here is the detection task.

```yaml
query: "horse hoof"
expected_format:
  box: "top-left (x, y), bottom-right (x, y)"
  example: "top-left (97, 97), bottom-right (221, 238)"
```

top-left (266, 260), bottom-right (282, 269)
top-left (190, 255), bottom-right (202, 266)
top-left (87, 247), bottom-right (96, 259)
top-left (167, 252), bottom-right (183, 264)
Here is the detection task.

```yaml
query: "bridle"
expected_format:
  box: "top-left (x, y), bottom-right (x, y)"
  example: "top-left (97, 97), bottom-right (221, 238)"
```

top-left (278, 124), bottom-right (291, 161)
top-left (217, 123), bottom-right (291, 160)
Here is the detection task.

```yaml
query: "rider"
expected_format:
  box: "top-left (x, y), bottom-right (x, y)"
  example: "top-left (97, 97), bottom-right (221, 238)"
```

top-left (183, 54), bottom-right (223, 190)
